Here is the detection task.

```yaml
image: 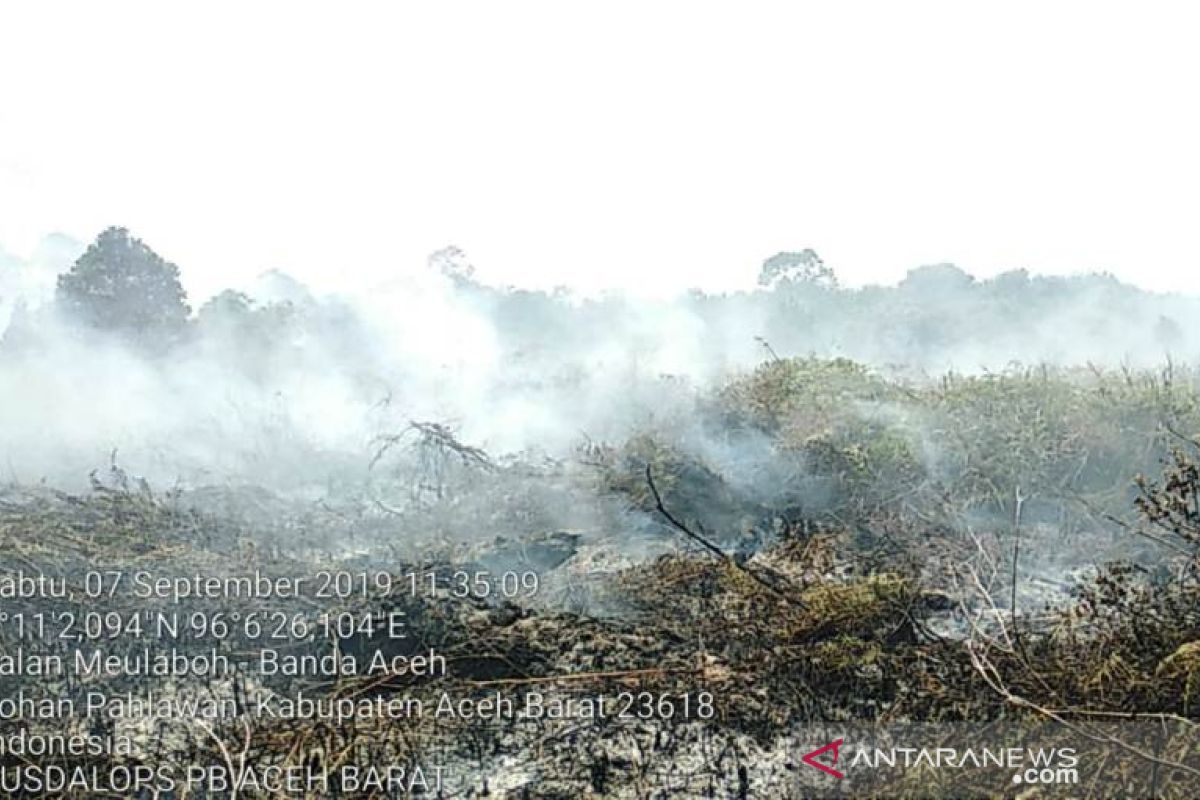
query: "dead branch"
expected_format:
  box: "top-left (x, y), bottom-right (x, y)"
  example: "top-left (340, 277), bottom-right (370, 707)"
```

top-left (645, 465), bottom-right (805, 607)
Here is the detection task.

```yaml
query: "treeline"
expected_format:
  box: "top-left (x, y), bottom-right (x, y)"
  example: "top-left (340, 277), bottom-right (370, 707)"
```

top-left (5, 227), bottom-right (1197, 373)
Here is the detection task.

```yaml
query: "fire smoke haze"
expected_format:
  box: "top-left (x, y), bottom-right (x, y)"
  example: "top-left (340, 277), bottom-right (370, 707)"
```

top-left (2, 1), bottom-right (1200, 492)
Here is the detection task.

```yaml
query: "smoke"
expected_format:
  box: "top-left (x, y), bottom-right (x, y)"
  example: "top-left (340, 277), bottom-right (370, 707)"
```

top-left (2, 236), bottom-right (1199, 510)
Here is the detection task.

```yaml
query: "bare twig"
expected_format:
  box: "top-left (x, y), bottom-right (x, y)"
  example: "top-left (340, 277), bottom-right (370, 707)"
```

top-left (1010, 485), bottom-right (1026, 656)
top-left (645, 465), bottom-right (729, 562)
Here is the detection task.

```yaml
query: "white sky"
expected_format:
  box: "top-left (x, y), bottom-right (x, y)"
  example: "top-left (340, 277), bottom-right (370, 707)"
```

top-left (1, 1), bottom-right (1198, 299)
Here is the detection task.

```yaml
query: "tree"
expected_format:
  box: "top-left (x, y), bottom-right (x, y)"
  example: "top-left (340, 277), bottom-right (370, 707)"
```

top-left (898, 263), bottom-right (974, 292)
top-left (56, 227), bottom-right (190, 345)
top-left (429, 245), bottom-right (476, 286)
top-left (195, 289), bottom-right (297, 341)
top-left (192, 289), bottom-right (299, 377)
top-left (758, 249), bottom-right (836, 289)
top-left (195, 289), bottom-right (255, 327)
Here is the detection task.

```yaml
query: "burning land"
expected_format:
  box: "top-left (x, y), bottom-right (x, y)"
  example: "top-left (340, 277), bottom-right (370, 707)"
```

top-left (8, 4), bottom-right (1200, 795)
top-left (5, 233), bottom-right (1200, 797)
top-left (4, 352), bottom-right (1200, 797)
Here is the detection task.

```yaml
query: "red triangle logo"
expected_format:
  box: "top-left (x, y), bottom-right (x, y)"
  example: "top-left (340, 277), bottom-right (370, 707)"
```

top-left (801, 738), bottom-right (845, 779)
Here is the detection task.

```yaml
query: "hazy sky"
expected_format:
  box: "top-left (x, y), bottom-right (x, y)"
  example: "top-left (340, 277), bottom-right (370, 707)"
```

top-left (2, 1), bottom-right (1198, 299)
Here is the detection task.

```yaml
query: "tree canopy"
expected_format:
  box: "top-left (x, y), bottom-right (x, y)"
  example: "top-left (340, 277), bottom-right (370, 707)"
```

top-left (55, 226), bottom-right (190, 345)
top-left (758, 249), bottom-right (837, 289)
